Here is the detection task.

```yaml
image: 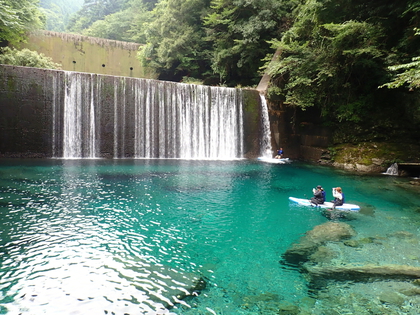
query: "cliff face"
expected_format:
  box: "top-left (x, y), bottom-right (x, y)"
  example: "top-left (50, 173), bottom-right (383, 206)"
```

top-left (267, 101), bottom-right (331, 162)
top-left (267, 101), bottom-right (420, 174)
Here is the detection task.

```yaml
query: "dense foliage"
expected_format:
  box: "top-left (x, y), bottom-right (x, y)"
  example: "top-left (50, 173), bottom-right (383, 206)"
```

top-left (39, 0), bottom-right (83, 32)
top-left (203, 0), bottom-right (297, 86)
top-left (0, 0), bottom-right (44, 45)
top-left (67, 0), bottom-right (136, 34)
top-left (0, 47), bottom-right (61, 69)
top-left (264, 0), bottom-right (420, 140)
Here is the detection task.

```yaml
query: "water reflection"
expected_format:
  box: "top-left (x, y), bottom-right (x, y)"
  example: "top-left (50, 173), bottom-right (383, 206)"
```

top-left (0, 159), bottom-right (419, 314)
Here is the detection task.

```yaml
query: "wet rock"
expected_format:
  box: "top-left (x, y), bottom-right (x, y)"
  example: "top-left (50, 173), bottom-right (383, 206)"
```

top-left (278, 301), bottom-right (299, 314)
top-left (322, 209), bottom-right (358, 220)
top-left (399, 285), bottom-right (420, 296)
top-left (309, 246), bottom-right (337, 264)
top-left (304, 264), bottom-right (420, 282)
top-left (378, 291), bottom-right (405, 305)
top-left (299, 296), bottom-right (316, 309)
top-left (304, 222), bottom-right (356, 243)
top-left (344, 240), bottom-right (360, 247)
top-left (282, 222), bottom-right (356, 265)
top-left (388, 231), bottom-right (415, 239)
top-left (241, 292), bottom-right (283, 313)
top-left (372, 158), bottom-right (385, 166)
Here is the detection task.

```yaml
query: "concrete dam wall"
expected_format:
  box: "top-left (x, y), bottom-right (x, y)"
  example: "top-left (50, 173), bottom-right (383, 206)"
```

top-left (0, 65), bottom-right (262, 159)
top-left (16, 31), bottom-right (156, 79)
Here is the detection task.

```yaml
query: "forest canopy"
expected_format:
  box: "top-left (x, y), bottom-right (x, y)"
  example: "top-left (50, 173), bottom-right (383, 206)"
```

top-left (39, 0), bottom-right (84, 32)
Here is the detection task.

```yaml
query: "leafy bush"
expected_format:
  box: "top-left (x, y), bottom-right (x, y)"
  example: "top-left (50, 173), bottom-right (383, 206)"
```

top-left (0, 0), bottom-right (44, 45)
top-left (0, 47), bottom-right (61, 69)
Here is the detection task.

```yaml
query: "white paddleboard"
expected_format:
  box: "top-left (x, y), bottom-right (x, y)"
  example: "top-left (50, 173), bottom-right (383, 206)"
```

top-left (288, 196), bottom-right (360, 211)
top-left (258, 157), bottom-right (291, 164)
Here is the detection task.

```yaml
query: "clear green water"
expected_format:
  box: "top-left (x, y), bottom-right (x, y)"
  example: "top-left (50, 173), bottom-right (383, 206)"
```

top-left (0, 159), bottom-right (419, 314)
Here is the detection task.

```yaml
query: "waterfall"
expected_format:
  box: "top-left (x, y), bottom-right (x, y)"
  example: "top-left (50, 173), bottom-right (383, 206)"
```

top-left (57, 73), bottom-right (244, 159)
top-left (384, 163), bottom-right (399, 176)
top-left (259, 94), bottom-right (272, 158)
top-left (134, 81), bottom-right (243, 159)
top-left (62, 72), bottom-right (98, 158)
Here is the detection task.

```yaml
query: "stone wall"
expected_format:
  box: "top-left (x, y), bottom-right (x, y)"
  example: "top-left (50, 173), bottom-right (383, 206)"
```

top-left (0, 66), bottom-right (56, 157)
top-left (16, 31), bottom-right (156, 79)
top-left (267, 101), bottom-right (331, 161)
top-left (0, 65), bottom-right (261, 158)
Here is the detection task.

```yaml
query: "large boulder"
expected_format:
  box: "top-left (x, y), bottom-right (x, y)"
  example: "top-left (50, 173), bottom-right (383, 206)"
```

top-left (282, 222), bottom-right (356, 265)
top-left (304, 264), bottom-right (420, 282)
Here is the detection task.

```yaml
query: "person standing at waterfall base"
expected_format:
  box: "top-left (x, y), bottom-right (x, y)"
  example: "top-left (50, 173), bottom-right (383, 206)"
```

top-left (275, 148), bottom-right (283, 159)
top-left (332, 187), bottom-right (344, 209)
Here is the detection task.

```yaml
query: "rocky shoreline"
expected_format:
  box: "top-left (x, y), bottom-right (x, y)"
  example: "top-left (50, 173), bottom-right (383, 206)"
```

top-left (316, 142), bottom-right (420, 176)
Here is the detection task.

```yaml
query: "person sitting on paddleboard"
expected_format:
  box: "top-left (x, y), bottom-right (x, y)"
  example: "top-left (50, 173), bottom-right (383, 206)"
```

top-left (332, 187), bottom-right (344, 209)
top-left (275, 148), bottom-right (284, 159)
top-left (310, 185), bottom-right (325, 205)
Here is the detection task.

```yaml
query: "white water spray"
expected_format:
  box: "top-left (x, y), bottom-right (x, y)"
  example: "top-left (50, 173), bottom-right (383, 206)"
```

top-left (58, 73), bottom-right (244, 160)
top-left (134, 81), bottom-right (244, 159)
top-left (259, 94), bottom-right (272, 158)
top-left (384, 162), bottom-right (399, 176)
top-left (62, 72), bottom-right (97, 158)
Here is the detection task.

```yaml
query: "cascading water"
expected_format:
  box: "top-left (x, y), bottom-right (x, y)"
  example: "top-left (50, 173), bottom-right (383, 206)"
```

top-left (62, 72), bottom-right (98, 158)
top-left (384, 162), bottom-right (399, 175)
top-left (134, 81), bottom-right (244, 159)
top-left (56, 72), bottom-right (244, 159)
top-left (259, 94), bottom-right (273, 158)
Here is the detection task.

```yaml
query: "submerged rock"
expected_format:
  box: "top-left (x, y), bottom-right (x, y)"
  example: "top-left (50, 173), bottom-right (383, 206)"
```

top-left (322, 208), bottom-right (358, 220)
top-left (378, 291), bottom-right (406, 305)
top-left (278, 300), bottom-right (299, 314)
top-left (343, 240), bottom-right (360, 247)
top-left (309, 246), bottom-right (337, 264)
top-left (388, 230), bottom-right (416, 239)
top-left (113, 257), bottom-right (206, 309)
top-left (282, 222), bottom-right (356, 265)
top-left (304, 263), bottom-right (420, 282)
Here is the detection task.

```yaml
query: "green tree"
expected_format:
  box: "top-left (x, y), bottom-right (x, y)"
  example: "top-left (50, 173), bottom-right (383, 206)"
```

top-left (266, 0), bottom-right (420, 121)
top-left (381, 56), bottom-right (420, 90)
top-left (140, 0), bottom-right (212, 82)
top-left (0, 0), bottom-right (44, 45)
top-left (67, 0), bottom-right (128, 33)
top-left (263, 0), bottom-right (420, 142)
top-left (0, 47), bottom-right (61, 69)
top-left (39, 0), bottom-right (84, 32)
top-left (82, 0), bottom-right (153, 43)
top-left (204, 0), bottom-right (297, 86)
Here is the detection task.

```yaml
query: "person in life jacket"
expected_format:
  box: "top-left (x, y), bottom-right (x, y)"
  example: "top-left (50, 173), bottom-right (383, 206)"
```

top-left (311, 185), bottom-right (325, 205)
top-left (332, 187), bottom-right (345, 209)
top-left (275, 148), bottom-right (284, 159)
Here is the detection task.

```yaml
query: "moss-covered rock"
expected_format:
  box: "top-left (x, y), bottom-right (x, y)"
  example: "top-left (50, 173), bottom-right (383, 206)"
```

top-left (322, 142), bottom-right (420, 173)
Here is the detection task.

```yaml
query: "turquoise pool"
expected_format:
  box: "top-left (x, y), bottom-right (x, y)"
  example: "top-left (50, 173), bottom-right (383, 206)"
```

top-left (0, 159), bottom-right (419, 314)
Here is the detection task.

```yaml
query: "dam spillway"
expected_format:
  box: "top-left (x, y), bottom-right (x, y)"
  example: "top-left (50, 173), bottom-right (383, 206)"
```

top-left (0, 65), bottom-right (261, 159)
top-left (60, 72), bottom-right (244, 159)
